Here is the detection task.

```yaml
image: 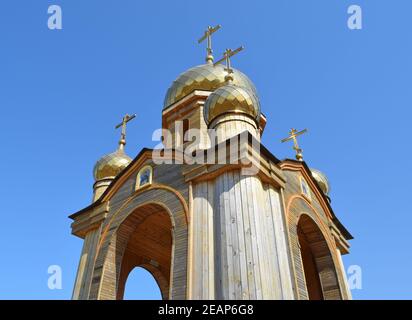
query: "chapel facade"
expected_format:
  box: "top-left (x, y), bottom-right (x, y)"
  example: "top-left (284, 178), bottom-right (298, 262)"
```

top-left (70, 26), bottom-right (353, 300)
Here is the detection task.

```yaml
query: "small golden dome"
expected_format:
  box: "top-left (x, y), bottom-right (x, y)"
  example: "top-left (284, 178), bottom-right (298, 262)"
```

top-left (93, 150), bottom-right (132, 181)
top-left (203, 83), bottom-right (261, 125)
top-left (311, 168), bottom-right (330, 195)
top-left (163, 63), bottom-right (258, 109)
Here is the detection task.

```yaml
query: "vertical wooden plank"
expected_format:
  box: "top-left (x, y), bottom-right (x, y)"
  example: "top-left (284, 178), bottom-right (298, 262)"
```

top-left (241, 175), bottom-right (262, 299)
top-left (261, 184), bottom-right (281, 299)
top-left (227, 171), bottom-right (241, 299)
top-left (80, 227), bottom-right (100, 299)
top-left (222, 172), bottom-right (235, 299)
top-left (186, 181), bottom-right (194, 299)
top-left (207, 180), bottom-right (215, 299)
top-left (269, 187), bottom-right (294, 299)
top-left (238, 173), bottom-right (256, 299)
top-left (249, 176), bottom-right (271, 299)
top-left (233, 171), bottom-right (249, 299)
top-left (201, 181), bottom-right (208, 299)
top-left (215, 174), bottom-right (226, 298)
top-left (192, 183), bottom-right (202, 299)
top-left (72, 232), bottom-right (91, 299)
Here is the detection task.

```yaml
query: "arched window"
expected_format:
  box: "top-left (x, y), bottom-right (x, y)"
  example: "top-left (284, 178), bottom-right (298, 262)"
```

top-left (123, 267), bottom-right (162, 300)
top-left (136, 165), bottom-right (153, 190)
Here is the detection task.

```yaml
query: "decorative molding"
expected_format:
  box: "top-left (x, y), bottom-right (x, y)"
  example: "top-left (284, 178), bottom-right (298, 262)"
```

top-left (280, 161), bottom-right (333, 220)
top-left (71, 202), bottom-right (109, 238)
top-left (97, 183), bottom-right (189, 255)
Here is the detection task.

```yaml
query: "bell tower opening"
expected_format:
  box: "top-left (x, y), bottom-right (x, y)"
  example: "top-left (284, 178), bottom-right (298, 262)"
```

top-left (116, 204), bottom-right (173, 300)
top-left (123, 267), bottom-right (162, 300)
top-left (297, 214), bottom-right (342, 300)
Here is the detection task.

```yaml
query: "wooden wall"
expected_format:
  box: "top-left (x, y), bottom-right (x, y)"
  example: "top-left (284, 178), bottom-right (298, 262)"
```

top-left (201, 170), bottom-right (294, 299)
top-left (211, 114), bottom-right (259, 144)
top-left (74, 161), bottom-right (189, 300)
top-left (282, 169), bottom-right (349, 300)
top-left (72, 149), bottom-right (351, 301)
top-left (189, 181), bottom-right (215, 299)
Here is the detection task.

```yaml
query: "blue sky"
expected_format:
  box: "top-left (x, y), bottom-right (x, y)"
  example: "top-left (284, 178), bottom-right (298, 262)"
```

top-left (0, 0), bottom-right (411, 299)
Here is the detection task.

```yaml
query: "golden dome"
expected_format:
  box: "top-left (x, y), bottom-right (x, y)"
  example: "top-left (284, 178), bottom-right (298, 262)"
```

top-left (311, 168), bottom-right (330, 195)
top-left (163, 63), bottom-right (258, 109)
top-left (93, 150), bottom-right (132, 181)
top-left (203, 83), bottom-right (261, 125)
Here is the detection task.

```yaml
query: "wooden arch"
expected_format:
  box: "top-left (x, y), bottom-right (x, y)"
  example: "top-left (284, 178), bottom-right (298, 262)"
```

top-left (287, 195), bottom-right (345, 300)
top-left (88, 187), bottom-right (188, 300)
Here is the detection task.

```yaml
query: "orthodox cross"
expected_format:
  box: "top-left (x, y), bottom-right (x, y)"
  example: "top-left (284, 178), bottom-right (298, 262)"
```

top-left (281, 128), bottom-right (308, 161)
top-left (115, 114), bottom-right (136, 151)
top-left (214, 46), bottom-right (244, 79)
top-left (198, 25), bottom-right (221, 63)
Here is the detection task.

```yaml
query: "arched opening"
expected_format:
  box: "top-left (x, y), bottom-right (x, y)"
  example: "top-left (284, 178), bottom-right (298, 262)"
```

top-left (116, 203), bottom-right (173, 300)
top-left (297, 214), bottom-right (342, 300)
top-left (123, 267), bottom-right (162, 300)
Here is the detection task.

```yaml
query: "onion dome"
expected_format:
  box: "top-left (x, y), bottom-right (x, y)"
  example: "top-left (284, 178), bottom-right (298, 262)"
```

top-left (93, 114), bottom-right (136, 181)
top-left (93, 149), bottom-right (131, 181)
top-left (203, 83), bottom-right (261, 125)
top-left (163, 63), bottom-right (258, 109)
top-left (311, 168), bottom-right (330, 195)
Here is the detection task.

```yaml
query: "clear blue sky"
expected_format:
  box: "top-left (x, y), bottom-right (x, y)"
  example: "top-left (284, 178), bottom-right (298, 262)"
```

top-left (0, 0), bottom-right (411, 300)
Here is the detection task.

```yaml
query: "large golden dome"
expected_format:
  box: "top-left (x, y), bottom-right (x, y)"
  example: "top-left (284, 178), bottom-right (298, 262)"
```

top-left (163, 63), bottom-right (258, 109)
top-left (203, 83), bottom-right (261, 125)
top-left (311, 168), bottom-right (330, 195)
top-left (93, 150), bottom-right (132, 181)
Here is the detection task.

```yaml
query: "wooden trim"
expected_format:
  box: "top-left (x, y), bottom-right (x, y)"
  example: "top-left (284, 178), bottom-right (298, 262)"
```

top-left (286, 194), bottom-right (347, 300)
top-left (286, 195), bottom-right (334, 246)
top-left (101, 151), bottom-right (154, 202)
top-left (71, 202), bottom-right (109, 238)
top-left (295, 213), bottom-right (346, 300)
top-left (162, 90), bottom-right (210, 116)
top-left (96, 184), bottom-right (189, 256)
top-left (280, 188), bottom-right (299, 300)
top-left (168, 216), bottom-right (176, 300)
top-left (280, 161), bottom-right (333, 220)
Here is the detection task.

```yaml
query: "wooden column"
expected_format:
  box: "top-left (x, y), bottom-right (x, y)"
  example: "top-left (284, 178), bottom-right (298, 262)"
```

top-left (264, 185), bottom-right (295, 299)
top-left (211, 114), bottom-right (260, 144)
top-left (336, 248), bottom-right (352, 300)
top-left (72, 226), bottom-right (101, 300)
top-left (214, 171), bottom-right (294, 299)
top-left (189, 181), bottom-right (215, 299)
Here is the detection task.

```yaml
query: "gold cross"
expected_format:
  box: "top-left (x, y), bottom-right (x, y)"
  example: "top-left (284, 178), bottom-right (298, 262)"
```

top-left (281, 128), bottom-right (308, 161)
top-left (198, 25), bottom-right (221, 63)
top-left (115, 114), bottom-right (136, 151)
top-left (214, 46), bottom-right (244, 77)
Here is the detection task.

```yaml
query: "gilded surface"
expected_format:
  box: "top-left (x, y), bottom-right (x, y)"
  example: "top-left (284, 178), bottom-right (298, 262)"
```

top-left (93, 150), bottom-right (132, 181)
top-left (281, 128), bottom-right (308, 161)
top-left (203, 83), bottom-right (260, 125)
top-left (163, 63), bottom-right (258, 109)
top-left (310, 168), bottom-right (330, 195)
